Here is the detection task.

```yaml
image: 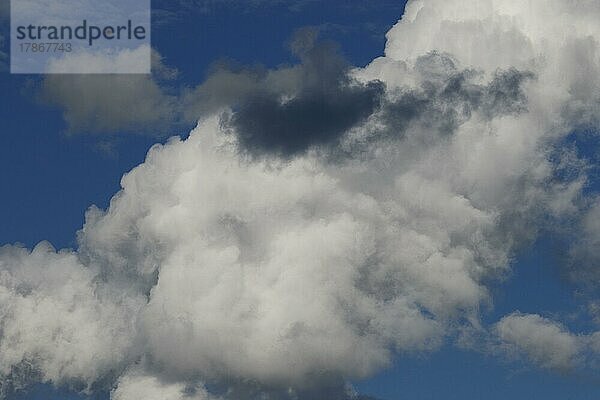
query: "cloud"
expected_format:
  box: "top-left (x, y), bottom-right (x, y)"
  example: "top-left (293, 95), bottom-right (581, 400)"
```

top-left (188, 34), bottom-right (532, 157)
top-left (78, 118), bottom-right (445, 387)
top-left (377, 53), bottom-right (534, 138)
top-left (567, 198), bottom-right (600, 286)
top-left (494, 313), bottom-right (581, 371)
top-left (39, 50), bottom-right (179, 135)
top-left (0, 242), bottom-right (143, 396)
top-left (180, 27), bottom-right (386, 156)
top-left (38, 30), bottom-right (385, 139)
top-left (2, 0), bottom-right (600, 399)
top-left (41, 27), bottom-right (531, 144)
top-left (111, 369), bottom-right (214, 400)
top-left (492, 312), bottom-right (600, 373)
top-left (111, 367), bottom-right (376, 400)
top-left (219, 29), bottom-right (385, 156)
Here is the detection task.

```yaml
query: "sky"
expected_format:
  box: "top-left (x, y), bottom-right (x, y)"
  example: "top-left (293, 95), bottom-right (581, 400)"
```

top-left (1, 1), bottom-right (600, 399)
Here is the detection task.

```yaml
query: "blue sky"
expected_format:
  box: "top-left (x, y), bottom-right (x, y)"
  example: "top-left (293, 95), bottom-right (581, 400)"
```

top-left (1, 1), bottom-right (600, 399)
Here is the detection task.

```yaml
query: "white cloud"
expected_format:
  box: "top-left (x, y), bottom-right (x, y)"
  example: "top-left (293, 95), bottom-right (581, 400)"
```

top-left (0, 242), bottom-right (143, 392)
top-left (357, 0), bottom-right (600, 131)
top-left (111, 369), bottom-right (214, 400)
top-left (80, 117), bottom-right (446, 385)
top-left (494, 313), bottom-right (581, 371)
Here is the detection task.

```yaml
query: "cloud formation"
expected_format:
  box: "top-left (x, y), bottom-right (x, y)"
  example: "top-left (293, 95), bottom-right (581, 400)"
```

top-left (38, 29), bottom-right (385, 139)
top-left (0, 243), bottom-right (142, 396)
top-left (494, 313), bottom-right (581, 371)
top-left (2, 0), bottom-right (600, 399)
top-left (39, 50), bottom-right (179, 135)
top-left (376, 53), bottom-right (534, 140)
top-left (111, 369), bottom-right (213, 400)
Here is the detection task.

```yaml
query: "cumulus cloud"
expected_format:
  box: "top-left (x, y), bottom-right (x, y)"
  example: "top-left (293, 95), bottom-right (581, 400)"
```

top-left (111, 369), bottom-right (214, 400)
top-left (2, 0), bottom-right (600, 399)
top-left (494, 313), bottom-right (581, 371)
top-left (79, 118), bottom-right (445, 387)
top-left (0, 242), bottom-right (143, 396)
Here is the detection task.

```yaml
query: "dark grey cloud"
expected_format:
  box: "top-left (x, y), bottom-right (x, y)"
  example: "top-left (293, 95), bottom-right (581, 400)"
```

top-left (226, 80), bottom-right (383, 156)
top-left (482, 67), bottom-right (534, 117)
top-left (210, 28), bottom-right (385, 156)
top-left (187, 48), bottom-right (532, 157)
top-left (381, 52), bottom-right (534, 138)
